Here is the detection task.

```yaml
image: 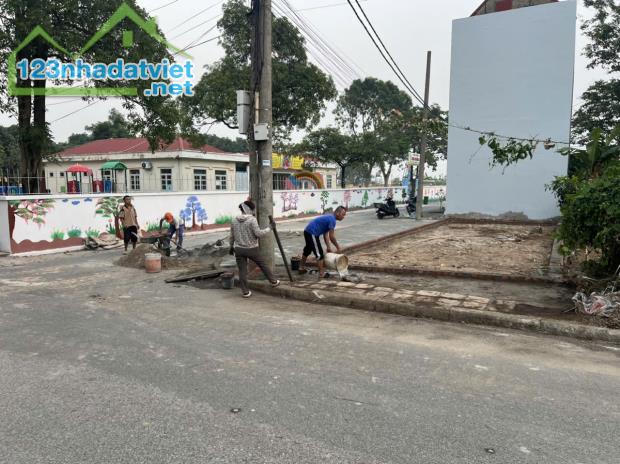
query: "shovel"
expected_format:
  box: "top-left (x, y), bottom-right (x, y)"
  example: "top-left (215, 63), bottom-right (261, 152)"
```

top-left (269, 215), bottom-right (294, 283)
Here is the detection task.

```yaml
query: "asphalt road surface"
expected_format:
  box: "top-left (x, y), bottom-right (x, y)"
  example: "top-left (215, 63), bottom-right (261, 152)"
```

top-left (0, 243), bottom-right (618, 463)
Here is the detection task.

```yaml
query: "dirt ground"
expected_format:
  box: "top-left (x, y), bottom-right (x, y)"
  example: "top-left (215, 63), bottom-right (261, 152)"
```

top-left (348, 222), bottom-right (556, 277)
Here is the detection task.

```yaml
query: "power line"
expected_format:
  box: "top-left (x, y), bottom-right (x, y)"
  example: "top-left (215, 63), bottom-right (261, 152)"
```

top-left (149, 0), bottom-right (181, 13)
top-left (352, 0), bottom-right (424, 104)
top-left (296, 0), bottom-right (368, 12)
top-left (169, 13), bottom-right (221, 39)
top-left (51, 100), bottom-right (100, 123)
top-left (281, 0), bottom-right (363, 78)
top-left (273, 0), bottom-right (360, 88)
top-left (344, 1), bottom-right (569, 145)
top-left (165, 0), bottom-right (224, 33)
top-left (345, 0), bottom-right (424, 106)
top-left (272, 5), bottom-right (350, 88)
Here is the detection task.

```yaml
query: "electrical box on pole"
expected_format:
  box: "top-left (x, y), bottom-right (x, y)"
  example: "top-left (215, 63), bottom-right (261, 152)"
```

top-left (236, 90), bottom-right (251, 134)
top-left (253, 123), bottom-right (270, 141)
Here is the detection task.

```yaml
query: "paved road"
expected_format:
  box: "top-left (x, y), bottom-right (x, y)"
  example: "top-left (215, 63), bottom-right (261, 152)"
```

top-left (0, 210), bottom-right (618, 463)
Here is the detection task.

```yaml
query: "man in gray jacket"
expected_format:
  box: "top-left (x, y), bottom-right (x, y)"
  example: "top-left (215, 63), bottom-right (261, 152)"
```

top-left (229, 200), bottom-right (280, 298)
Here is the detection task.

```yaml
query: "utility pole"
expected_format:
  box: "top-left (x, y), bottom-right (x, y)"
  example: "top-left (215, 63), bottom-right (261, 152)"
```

top-left (249, 0), bottom-right (275, 269)
top-left (415, 51), bottom-right (431, 220)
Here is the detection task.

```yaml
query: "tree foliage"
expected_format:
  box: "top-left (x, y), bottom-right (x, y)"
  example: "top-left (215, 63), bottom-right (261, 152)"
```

top-left (556, 165), bottom-right (620, 275)
top-left (0, 0), bottom-right (181, 191)
top-left (572, 0), bottom-right (620, 143)
top-left (300, 127), bottom-right (371, 188)
top-left (0, 125), bottom-right (20, 170)
top-left (550, 126), bottom-right (620, 275)
top-left (183, 0), bottom-right (336, 140)
top-left (336, 78), bottom-right (447, 186)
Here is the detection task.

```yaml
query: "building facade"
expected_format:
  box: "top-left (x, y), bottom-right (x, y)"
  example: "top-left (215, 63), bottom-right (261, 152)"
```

top-left (44, 137), bottom-right (338, 194)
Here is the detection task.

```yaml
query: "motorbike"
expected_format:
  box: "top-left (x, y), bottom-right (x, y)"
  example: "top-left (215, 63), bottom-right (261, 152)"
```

top-left (374, 198), bottom-right (400, 219)
top-left (406, 196), bottom-right (417, 216)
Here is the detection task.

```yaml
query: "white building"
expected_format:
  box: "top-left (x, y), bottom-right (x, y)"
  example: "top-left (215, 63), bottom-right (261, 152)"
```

top-left (43, 137), bottom-right (338, 194)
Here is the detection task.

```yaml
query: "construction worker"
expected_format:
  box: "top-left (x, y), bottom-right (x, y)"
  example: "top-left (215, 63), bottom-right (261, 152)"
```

top-left (299, 206), bottom-right (347, 278)
top-left (159, 212), bottom-right (185, 250)
top-left (118, 196), bottom-right (139, 254)
top-left (229, 200), bottom-right (280, 298)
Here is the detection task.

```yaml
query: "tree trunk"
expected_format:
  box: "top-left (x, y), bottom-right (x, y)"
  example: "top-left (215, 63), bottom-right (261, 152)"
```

top-left (340, 164), bottom-right (346, 188)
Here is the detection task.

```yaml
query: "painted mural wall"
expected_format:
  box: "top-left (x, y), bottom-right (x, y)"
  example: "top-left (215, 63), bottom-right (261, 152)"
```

top-left (1, 187), bottom-right (437, 254)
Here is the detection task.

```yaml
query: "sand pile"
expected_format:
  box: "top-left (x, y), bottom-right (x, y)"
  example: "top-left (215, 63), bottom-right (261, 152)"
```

top-left (115, 244), bottom-right (209, 271)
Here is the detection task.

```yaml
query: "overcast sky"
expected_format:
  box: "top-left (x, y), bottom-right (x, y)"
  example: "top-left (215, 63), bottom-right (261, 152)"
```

top-left (0, 0), bottom-right (605, 159)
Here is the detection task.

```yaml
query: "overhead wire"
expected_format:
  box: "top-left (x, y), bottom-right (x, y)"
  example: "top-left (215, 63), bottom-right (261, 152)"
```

top-left (272, 0), bottom-right (359, 88)
top-left (280, 0), bottom-right (364, 78)
top-left (346, 0), bottom-right (570, 145)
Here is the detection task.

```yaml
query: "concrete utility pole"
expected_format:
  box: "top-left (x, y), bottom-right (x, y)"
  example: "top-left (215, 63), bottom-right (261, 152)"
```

top-left (415, 51), bottom-right (432, 220)
top-left (249, 0), bottom-right (275, 270)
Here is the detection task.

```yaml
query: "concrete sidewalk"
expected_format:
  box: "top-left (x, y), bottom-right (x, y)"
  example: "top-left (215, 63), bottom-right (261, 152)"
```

top-left (247, 275), bottom-right (620, 343)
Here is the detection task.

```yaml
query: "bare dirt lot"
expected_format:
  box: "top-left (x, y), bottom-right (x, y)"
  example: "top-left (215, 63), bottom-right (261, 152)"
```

top-left (348, 222), bottom-right (556, 277)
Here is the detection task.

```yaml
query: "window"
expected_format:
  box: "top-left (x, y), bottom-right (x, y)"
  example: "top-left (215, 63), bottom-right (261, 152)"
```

top-left (130, 169), bottom-right (140, 191)
top-left (194, 169), bottom-right (207, 191)
top-left (215, 170), bottom-right (227, 190)
top-left (102, 170), bottom-right (112, 181)
top-left (49, 172), bottom-right (54, 177)
top-left (160, 168), bottom-right (173, 191)
top-left (273, 173), bottom-right (289, 191)
top-left (326, 175), bottom-right (333, 189)
top-left (59, 172), bottom-right (65, 178)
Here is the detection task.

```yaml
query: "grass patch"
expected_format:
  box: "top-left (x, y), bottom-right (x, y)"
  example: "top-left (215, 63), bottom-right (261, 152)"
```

top-left (67, 228), bottom-right (82, 238)
top-left (146, 222), bottom-right (163, 232)
top-left (86, 228), bottom-right (100, 238)
top-left (51, 230), bottom-right (65, 240)
top-left (215, 215), bottom-right (233, 225)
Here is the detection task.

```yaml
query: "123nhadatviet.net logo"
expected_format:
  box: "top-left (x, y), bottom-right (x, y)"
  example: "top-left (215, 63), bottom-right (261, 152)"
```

top-left (8, 3), bottom-right (194, 98)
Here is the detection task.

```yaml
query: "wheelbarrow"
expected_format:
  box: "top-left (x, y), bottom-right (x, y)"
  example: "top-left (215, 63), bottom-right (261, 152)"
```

top-left (140, 233), bottom-right (173, 256)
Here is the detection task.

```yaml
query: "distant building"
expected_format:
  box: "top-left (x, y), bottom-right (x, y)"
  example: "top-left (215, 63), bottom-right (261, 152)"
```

top-left (471, 0), bottom-right (557, 16)
top-left (44, 137), bottom-right (338, 194)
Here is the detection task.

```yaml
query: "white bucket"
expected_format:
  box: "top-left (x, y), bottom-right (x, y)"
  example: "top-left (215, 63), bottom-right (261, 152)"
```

top-left (145, 253), bottom-right (162, 273)
top-left (324, 253), bottom-right (349, 273)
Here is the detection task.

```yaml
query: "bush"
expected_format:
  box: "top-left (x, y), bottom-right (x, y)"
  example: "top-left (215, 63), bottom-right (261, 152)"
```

top-left (557, 167), bottom-right (620, 275)
top-left (86, 228), bottom-right (100, 238)
top-left (51, 230), bottom-right (65, 240)
top-left (215, 215), bottom-right (233, 225)
top-left (67, 228), bottom-right (82, 238)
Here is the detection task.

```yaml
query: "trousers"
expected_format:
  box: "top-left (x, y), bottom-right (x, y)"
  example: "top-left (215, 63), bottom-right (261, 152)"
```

top-left (235, 246), bottom-right (275, 293)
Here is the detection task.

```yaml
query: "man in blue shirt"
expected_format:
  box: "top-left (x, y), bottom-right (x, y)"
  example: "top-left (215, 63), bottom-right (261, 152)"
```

top-left (299, 206), bottom-right (347, 278)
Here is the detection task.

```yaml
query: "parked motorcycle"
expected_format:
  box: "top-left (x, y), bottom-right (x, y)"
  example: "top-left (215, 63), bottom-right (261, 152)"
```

top-left (406, 196), bottom-right (417, 216)
top-left (374, 198), bottom-right (400, 219)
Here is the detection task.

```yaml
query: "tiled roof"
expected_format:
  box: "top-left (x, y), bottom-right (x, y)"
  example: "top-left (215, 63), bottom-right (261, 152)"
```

top-left (57, 137), bottom-right (227, 157)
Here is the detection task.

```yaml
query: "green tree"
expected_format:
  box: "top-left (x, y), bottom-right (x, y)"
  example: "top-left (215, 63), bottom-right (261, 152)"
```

top-left (300, 127), bottom-right (370, 188)
top-left (0, 0), bottom-right (181, 193)
top-left (0, 125), bottom-right (20, 170)
top-left (86, 108), bottom-right (133, 140)
top-left (572, 0), bottom-right (620, 143)
top-left (335, 78), bottom-right (447, 186)
top-left (194, 133), bottom-right (248, 153)
top-left (557, 166), bottom-right (620, 275)
top-left (182, 0), bottom-right (337, 140)
top-left (572, 80), bottom-right (620, 144)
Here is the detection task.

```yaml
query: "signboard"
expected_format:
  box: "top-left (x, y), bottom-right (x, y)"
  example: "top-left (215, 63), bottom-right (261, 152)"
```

top-left (272, 153), bottom-right (305, 170)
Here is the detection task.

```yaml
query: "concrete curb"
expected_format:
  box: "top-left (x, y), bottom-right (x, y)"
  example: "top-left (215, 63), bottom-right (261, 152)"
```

top-left (248, 280), bottom-right (620, 343)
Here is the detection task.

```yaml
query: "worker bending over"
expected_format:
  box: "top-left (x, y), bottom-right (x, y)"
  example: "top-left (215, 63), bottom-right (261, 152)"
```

top-left (299, 206), bottom-right (347, 278)
top-left (159, 212), bottom-right (185, 250)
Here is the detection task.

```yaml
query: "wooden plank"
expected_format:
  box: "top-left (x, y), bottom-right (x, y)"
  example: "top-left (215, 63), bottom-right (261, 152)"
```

top-left (165, 269), bottom-right (224, 283)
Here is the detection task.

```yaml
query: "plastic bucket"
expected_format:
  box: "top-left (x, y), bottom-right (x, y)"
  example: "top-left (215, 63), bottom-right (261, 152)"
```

top-left (145, 253), bottom-right (162, 273)
top-left (324, 253), bottom-right (349, 273)
top-left (221, 272), bottom-right (235, 289)
top-left (290, 256), bottom-right (301, 271)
